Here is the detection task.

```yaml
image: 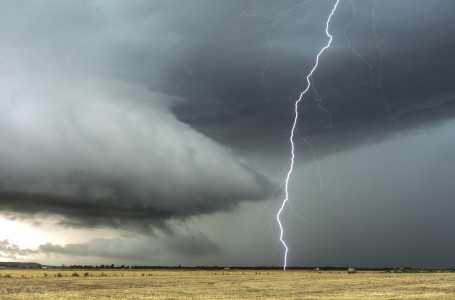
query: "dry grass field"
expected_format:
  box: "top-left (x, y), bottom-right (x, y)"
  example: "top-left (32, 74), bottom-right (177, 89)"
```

top-left (0, 269), bottom-right (454, 299)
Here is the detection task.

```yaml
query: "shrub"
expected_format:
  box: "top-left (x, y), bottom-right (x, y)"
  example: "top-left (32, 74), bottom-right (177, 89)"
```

top-left (72, 272), bottom-right (80, 277)
top-left (56, 272), bottom-right (63, 277)
top-left (84, 272), bottom-right (90, 277)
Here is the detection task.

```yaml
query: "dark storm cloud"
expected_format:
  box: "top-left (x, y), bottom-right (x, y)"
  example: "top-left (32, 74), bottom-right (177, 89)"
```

top-left (0, 0), bottom-right (272, 230)
top-left (166, 0), bottom-right (455, 157)
top-left (2, 0), bottom-right (452, 162)
top-left (0, 0), bottom-right (454, 266)
top-left (0, 176), bottom-right (267, 231)
top-left (164, 232), bottom-right (221, 256)
top-left (282, 125), bottom-right (455, 269)
top-left (0, 73), bottom-right (271, 230)
top-left (39, 232), bottom-right (220, 260)
top-left (39, 239), bottom-right (161, 261)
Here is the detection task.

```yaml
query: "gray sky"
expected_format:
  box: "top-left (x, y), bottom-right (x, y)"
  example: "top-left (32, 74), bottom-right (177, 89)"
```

top-left (0, 0), bottom-right (454, 268)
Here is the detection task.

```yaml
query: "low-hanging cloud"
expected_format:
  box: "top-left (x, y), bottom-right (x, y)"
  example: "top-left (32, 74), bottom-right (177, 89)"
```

top-left (0, 61), bottom-right (270, 231)
top-left (39, 231), bottom-right (220, 261)
top-left (0, 239), bottom-right (38, 259)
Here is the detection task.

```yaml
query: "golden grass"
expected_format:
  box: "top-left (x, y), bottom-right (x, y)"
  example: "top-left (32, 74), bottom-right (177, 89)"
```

top-left (0, 269), bottom-right (454, 299)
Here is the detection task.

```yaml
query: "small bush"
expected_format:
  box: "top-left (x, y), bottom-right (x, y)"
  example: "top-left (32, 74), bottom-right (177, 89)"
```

top-left (72, 272), bottom-right (80, 277)
top-left (84, 272), bottom-right (89, 277)
top-left (3, 274), bottom-right (12, 278)
top-left (56, 272), bottom-right (63, 277)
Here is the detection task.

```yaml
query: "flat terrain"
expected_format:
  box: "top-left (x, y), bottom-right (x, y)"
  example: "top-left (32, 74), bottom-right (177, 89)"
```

top-left (0, 269), bottom-right (454, 299)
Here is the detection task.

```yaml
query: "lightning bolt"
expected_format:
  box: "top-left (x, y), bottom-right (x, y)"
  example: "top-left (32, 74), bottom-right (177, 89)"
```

top-left (296, 128), bottom-right (323, 191)
top-left (224, 1), bottom-right (313, 90)
top-left (277, 0), bottom-right (340, 270)
top-left (345, 0), bottom-right (398, 147)
top-left (344, 0), bottom-right (374, 79)
top-left (260, 1), bottom-right (313, 90)
top-left (311, 76), bottom-right (333, 129)
top-left (372, 0), bottom-right (398, 133)
top-left (226, 2), bottom-right (320, 250)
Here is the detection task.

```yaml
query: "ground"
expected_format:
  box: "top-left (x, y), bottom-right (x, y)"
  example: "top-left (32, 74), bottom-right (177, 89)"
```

top-left (0, 269), bottom-right (454, 299)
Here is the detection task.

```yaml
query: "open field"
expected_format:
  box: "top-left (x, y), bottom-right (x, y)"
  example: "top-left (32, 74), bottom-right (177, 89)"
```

top-left (0, 269), bottom-right (454, 299)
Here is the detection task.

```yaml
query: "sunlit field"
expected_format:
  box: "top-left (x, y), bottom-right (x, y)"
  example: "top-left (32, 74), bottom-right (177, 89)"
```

top-left (0, 269), bottom-right (454, 299)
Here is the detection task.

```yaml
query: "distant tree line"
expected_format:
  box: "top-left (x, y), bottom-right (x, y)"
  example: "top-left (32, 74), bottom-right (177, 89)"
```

top-left (0, 262), bottom-right (42, 269)
top-left (2, 262), bottom-right (454, 272)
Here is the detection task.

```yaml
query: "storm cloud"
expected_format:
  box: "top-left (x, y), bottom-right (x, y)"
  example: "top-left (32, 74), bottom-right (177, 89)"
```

top-left (168, 0), bottom-right (455, 157)
top-left (39, 231), bottom-right (220, 261)
top-left (2, 0), bottom-right (453, 159)
top-left (0, 68), bottom-right (271, 230)
top-left (0, 1), bottom-right (271, 231)
top-left (0, 0), bottom-right (454, 267)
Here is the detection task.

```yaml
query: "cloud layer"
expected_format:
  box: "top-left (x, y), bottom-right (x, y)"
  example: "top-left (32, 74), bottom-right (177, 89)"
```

top-left (0, 2), bottom-right (271, 230)
top-left (0, 240), bottom-right (37, 259)
top-left (168, 0), bottom-right (455, 157)
top-left (0, 70), bottom-right (270, 230)
top-left (1, 0), bottom-right (455, 268)
top-left (39, 231), bottom-right (221, 261)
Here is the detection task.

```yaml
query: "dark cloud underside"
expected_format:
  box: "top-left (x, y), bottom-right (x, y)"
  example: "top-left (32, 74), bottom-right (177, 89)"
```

top-left (169, 0), bottom-right (455, 156)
